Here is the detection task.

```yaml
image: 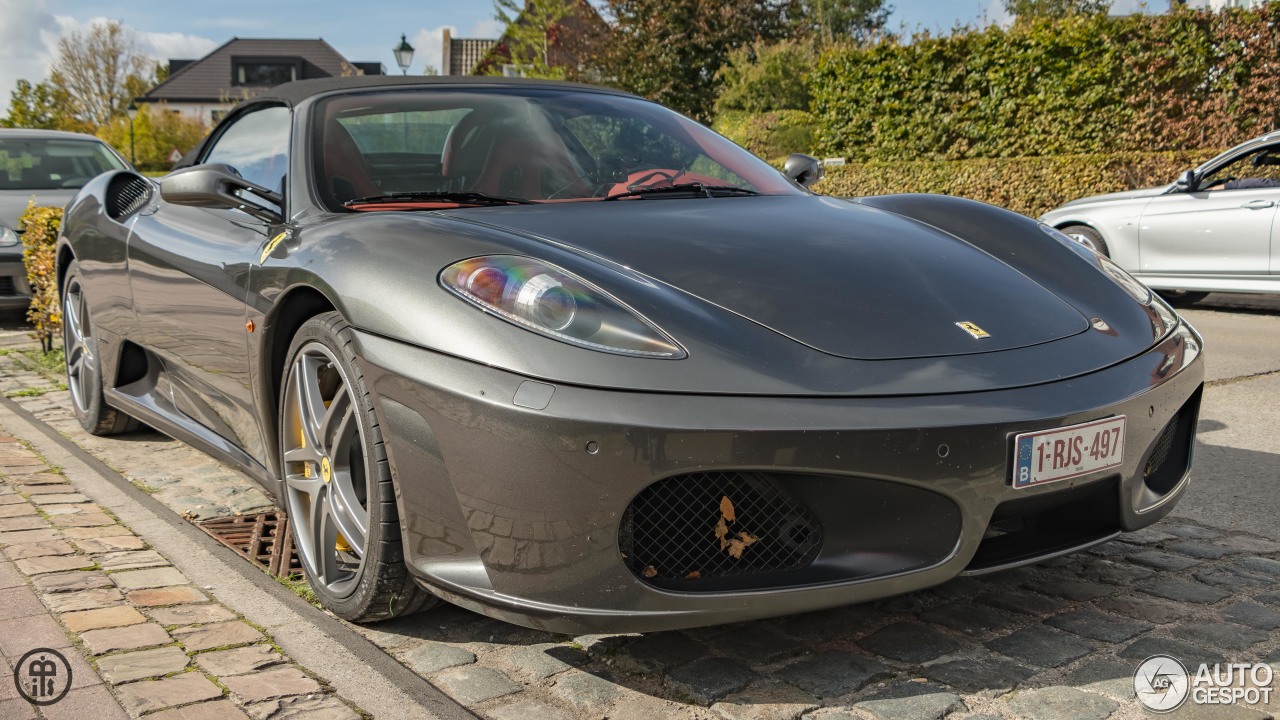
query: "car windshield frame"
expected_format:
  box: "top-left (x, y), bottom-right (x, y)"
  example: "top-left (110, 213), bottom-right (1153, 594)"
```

top-left (0, 137), bottom-right (128, 191)
top-left (309, 86), bottom-right (804, 212)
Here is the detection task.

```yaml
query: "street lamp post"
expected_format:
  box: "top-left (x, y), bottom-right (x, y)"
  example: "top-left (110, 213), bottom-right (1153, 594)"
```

top-left (394, 34), bottom-right (415, 75)
top-left (126, 102), bottom-right (138, 166)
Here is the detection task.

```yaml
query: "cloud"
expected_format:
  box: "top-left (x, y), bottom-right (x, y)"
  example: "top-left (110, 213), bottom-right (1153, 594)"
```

top-left (0, 0), bottom-right (60, 102)
top-left (51, 16), bottom-right (218, 62)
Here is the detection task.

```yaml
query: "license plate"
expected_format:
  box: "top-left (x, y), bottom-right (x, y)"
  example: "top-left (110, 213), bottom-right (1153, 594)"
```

top-left (1013, 416), bottom-right (1126, 489)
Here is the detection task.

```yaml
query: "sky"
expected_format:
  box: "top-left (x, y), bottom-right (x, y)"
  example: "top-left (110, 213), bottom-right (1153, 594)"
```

top-left (0, 0), bottom-right (1155, 104)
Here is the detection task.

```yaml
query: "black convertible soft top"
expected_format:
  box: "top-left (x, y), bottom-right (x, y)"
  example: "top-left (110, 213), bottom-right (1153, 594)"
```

top-left (253, 75), bottom-right (636, 107)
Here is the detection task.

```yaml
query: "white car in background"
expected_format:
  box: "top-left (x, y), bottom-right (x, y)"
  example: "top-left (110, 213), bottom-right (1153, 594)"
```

top-left (1042, 131), bottom-right (1280, 304)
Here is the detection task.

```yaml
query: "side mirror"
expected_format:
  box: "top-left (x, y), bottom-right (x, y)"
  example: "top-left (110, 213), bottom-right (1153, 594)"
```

top-left (1174, 169), bottom-right (1198, 192)
top-left (159, 163), bottom-right (284, 223)
top-left (784, 153), bottom-right (824, 188)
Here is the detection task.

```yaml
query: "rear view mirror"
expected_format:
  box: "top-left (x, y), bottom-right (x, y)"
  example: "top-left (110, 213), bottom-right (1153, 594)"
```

top-left (1174, 169), bottom-right (1198, 192)
top-left (784, 154), bottom-right (824, 188)
top-left (159, 163), bottom-right (283, 223)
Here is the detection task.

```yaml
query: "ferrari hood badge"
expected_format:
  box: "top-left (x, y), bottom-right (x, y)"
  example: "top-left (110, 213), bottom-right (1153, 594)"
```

top-left (955, 321), bottom-right (991, 339)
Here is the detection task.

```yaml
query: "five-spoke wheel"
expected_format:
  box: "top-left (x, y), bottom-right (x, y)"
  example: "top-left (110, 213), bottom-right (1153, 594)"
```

top-left (278, 312), bottom-right (431, 621)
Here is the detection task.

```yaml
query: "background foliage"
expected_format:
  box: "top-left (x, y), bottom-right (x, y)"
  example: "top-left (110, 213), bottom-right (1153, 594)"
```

top-left (813, 150), bottom-right (1211, 217)
top-left (18, 204), bottom-right (63, 352)
top-left (97, 105), bottom-right (209, 172)
top-left (811, 6), bottom-right (1280, 161)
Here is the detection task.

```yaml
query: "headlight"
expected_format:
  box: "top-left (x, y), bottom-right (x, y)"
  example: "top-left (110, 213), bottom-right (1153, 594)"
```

top-left (440, 255), bottom-right (686, 359)
top-left (0, 226), bottom-right (18, 248)
top-left (1039, 223), bottom-right (1151, 304)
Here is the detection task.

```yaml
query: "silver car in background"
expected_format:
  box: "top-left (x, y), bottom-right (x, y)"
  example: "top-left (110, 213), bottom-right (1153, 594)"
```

top-left (1042, 131), bottom-right (1280, 304)
top-left (0, 129), bottom-right (130, 309)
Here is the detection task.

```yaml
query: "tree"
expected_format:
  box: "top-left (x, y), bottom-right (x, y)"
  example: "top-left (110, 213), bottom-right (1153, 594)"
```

top-left (796, 0), bottom-right (892, 45)
top-left (715, 40), bottom-right (815, 114)
top-left (0, 79), bottom-right (88, 132)
top-left (50, 20), bottom-right (153, 128)
top-left (491, 0), bottom-right (578, 78)
top-left (97, 104), bottom-right (208, 172)
top-left (1003, 0), bottom-right (1111, 19)
top-left (596, 0), bottom-right (797, 122)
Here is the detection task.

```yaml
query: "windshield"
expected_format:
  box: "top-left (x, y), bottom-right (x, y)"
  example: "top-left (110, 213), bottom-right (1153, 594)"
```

top-left (313, 88), bottom-right (803, 210)
top-left (0, 138), bottom-right (127, 190)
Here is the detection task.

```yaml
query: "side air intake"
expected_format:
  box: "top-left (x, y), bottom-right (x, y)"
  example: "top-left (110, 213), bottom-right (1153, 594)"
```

top-left (105, 173), bottom-right (153, 220)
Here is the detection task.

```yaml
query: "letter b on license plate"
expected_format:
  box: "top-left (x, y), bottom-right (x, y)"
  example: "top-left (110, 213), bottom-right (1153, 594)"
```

top-left (1013, 416), bottom-right (1126, 489)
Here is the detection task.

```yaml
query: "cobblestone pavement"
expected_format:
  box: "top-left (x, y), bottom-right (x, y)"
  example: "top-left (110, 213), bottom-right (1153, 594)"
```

top-left (1, 315), bottom-right (1278, 720)
top-left (0, 433), bottom-right (364, 719)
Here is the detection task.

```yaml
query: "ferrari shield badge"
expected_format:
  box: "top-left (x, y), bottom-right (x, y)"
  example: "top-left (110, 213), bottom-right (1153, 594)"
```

top-left (956, 321), bottom-right (991, 339)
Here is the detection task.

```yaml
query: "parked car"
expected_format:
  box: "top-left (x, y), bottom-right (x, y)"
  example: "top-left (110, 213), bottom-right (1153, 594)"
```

top-left (1042, 130), bottom-right (1280, 304)
top-left (56, 76), bottom-right (1203, 632)
top-left (0, 129), bottom-right (131, 310)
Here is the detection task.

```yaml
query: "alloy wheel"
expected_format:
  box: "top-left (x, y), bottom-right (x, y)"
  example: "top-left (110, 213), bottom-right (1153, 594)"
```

top-left (63, 277), bottom-right (95, 413)
top-left (1066, 232), bottom-right (1100, 253)
top-left (281, 343), bottom-right (369, 598)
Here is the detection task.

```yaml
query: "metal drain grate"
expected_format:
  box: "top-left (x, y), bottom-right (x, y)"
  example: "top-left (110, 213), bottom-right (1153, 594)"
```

top-left (196, 511), bottom-right (302, 579)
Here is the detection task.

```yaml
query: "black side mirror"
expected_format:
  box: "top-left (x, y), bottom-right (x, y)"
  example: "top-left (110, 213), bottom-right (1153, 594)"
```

top-left (1174, 169), bottom-right (1198, 192)
top-left (159, 163), bottom-right (284, 223)
top-left (784, 153), bottom-right (824, 188)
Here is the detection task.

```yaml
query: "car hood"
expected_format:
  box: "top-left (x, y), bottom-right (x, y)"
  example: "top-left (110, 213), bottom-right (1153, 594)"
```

top-left (0, 189), bottom-right (78, 230)
top-left (1058, 184), bottom-right (1171, 209)
top-left (446, 195), bottom-right (1090, 361)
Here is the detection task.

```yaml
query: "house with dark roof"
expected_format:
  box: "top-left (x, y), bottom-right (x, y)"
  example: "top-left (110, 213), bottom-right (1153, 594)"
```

top-left (137, 38), bottom-right (384, 126)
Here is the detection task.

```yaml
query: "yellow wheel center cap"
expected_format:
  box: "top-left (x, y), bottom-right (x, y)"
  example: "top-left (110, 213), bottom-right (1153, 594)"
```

top-left (320, 456), bottom-right (332, 484)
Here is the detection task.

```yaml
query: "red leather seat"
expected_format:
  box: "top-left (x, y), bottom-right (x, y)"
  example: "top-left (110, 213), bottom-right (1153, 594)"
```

top-left (323, 122), bottom-right (380, 202)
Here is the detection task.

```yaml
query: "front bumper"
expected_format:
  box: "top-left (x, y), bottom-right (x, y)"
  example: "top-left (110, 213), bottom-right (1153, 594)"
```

top-left (357, 321), bottom-right (1204, 633)
top-left (0, 260), bottom-right (32, 310)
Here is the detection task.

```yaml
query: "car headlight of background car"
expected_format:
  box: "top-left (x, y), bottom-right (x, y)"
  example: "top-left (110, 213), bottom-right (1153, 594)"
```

top-left (1039, 223), bottom-right (1152, 305)
top-left (0, 225), bottom-right (19, 248)
top-left (440, 255), bottom-right (686, 358)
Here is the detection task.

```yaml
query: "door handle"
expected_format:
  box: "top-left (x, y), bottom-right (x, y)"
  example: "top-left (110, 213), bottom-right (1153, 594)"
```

top-left (1241, 199), bottom-right (1275, 209)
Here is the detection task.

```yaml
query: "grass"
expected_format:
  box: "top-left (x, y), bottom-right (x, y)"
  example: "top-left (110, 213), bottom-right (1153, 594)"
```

top-left (280, 572), bottom-right (320, 606)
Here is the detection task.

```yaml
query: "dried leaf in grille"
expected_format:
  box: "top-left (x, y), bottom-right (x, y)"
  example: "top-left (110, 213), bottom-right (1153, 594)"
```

top-left (619, 471), bottom-right (821, 584)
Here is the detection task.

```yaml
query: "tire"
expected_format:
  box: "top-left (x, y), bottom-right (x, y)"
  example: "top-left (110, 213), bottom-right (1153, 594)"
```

top-left (279, 311), bottom-right (435, 622)
top-left (1059, 224), bottom-right (1110, 257)
top-left (62, 261), bottom-right (140, 436)
top-left (1157, 290), bottom-right (1210, 306)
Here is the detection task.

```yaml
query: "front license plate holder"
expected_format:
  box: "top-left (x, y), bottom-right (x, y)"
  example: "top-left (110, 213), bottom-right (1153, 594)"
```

top-left (1013, 416), bottom-right (1126, 489)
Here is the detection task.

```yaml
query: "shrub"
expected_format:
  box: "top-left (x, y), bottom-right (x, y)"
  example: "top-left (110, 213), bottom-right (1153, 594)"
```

top-left (715, 110), bottom-right (819, 166)
top-left (97, 103), bottom-right (208, 172)
top-left (715, 40), bottom-right (816, 116)
top-left (810, 6), bottom-right (1280, 161)
top-left (19, 203), bottom-right (62, 352)
top-left (813, 150), bottom-right (1214, 218)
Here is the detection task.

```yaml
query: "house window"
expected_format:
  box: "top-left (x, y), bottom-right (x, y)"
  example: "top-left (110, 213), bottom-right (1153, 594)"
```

top-left (233, 61), bottom-right (298, 87)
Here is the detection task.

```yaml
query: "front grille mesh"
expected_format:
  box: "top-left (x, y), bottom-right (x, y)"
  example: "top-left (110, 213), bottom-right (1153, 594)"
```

top-left (1145, 415), bottom-right (1179, 479)
top-left (106, 174), bottom-right (152, 219)
top-left (619, 472), bottom-right (822, 584)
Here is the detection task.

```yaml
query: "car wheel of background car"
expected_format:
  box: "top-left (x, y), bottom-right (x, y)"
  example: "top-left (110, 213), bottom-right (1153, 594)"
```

top-left (1157, 290), bottom-right (1210, 306)
top-left (61, 261), bottom-right (140, 436)
top-left (279, 311), bottom-right (435, 622)
top-left (1059, 224), bottom-right (1110, 256)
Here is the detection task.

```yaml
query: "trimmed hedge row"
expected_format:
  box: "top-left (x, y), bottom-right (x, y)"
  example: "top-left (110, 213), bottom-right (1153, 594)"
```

top-left (813, 150), bottom-right (1214, 218)
top-left (811, 6), bottom-right (1280, 161)
top-left (19, 203), bottom-right (61, 352)
top-left (714, 109), bottom-right (818, 166)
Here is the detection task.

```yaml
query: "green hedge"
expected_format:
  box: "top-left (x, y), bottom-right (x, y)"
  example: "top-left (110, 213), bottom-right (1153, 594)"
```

top-left (813, 150), bottom-right (1213, 218)
top-left (811, 6), bottom-right (1280, 161)
top-left (714, 110), bottom-right (818, 166)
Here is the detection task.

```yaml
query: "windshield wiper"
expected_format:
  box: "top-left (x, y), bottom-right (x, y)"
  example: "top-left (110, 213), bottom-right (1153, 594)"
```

top-left (602, 183), bottom-right (761, 201)
top-left (344, 191), bottom-right (535, 207)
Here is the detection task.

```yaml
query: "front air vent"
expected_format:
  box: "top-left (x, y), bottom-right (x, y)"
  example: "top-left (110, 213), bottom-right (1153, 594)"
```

top-left (105, 173), bottom-right (153, 220)
top-left (619, 471), bottom-right (823, 590)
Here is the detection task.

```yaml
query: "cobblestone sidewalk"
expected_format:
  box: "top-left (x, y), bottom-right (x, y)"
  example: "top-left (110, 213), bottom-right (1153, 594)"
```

top-left (0, 436), bottom-right (364, 719)
top-left (1, 329), bottom-right (1277, 720)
